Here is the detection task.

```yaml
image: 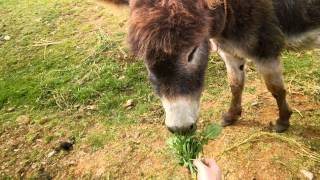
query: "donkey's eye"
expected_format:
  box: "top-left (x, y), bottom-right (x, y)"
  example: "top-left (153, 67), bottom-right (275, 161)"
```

top-left (188, 47), bottom-right (197, 62)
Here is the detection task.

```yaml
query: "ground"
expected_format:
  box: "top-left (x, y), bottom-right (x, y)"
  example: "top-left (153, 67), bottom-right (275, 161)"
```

top-left (0, 0), bottom-right (319, 179)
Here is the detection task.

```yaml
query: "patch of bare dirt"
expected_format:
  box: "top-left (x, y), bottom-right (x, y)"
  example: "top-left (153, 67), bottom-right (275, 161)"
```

top-left (60, 124), bottom-right (190, 179)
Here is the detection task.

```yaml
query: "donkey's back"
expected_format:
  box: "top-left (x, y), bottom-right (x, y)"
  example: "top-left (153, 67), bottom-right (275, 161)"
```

top-left (273, 0), bottom-right (320, 49)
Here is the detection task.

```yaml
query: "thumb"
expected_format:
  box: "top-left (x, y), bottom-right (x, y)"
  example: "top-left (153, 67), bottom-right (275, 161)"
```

top-left (207, 159), bottom-right (221, 178)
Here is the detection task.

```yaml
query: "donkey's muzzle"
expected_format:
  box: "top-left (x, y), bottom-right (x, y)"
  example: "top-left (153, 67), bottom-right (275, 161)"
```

top-left (161, 96), bottom-right (199, 134)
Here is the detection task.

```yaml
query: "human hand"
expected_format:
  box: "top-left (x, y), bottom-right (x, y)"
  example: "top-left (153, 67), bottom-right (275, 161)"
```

top-left (193, 159), bottom-right (221, 180)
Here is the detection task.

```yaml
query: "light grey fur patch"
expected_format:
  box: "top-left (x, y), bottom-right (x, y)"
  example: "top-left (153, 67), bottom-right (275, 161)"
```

top-left (254, 58), bottom-right (284, 86)
top-left (286, 29), bottom-right (320, 50)
top-left (161, 96), bottom-right (199, 129)
top-left (218, 49), bottom-right (246, 86)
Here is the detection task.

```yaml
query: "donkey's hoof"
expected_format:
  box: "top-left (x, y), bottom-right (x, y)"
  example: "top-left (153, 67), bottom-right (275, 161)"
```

top-left (221, 113), bottom-right (238, 127)
top-left (275, 120), bottom-right (290, 133)
top-left (221, 120), bottom-right (236, 127)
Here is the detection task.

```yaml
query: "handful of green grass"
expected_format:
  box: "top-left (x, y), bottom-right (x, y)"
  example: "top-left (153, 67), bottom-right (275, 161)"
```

top-left (167, 124), bottom-right (222, 176)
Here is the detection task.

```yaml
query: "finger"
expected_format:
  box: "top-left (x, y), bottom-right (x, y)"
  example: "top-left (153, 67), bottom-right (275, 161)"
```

top-left (193, 159), bottom-right (208, 171)
top-left (207, 159), bottom-right (218, 168)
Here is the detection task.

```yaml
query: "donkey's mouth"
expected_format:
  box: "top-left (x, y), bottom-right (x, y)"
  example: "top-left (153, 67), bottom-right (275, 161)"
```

top-left (167, 123), bottom-right (197, 135)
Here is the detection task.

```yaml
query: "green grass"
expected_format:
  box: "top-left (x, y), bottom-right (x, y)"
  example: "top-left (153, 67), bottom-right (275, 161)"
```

top-left (0, 0), bottom-right (153, 123)
top-left (282, 51), bottom-right (320, 99)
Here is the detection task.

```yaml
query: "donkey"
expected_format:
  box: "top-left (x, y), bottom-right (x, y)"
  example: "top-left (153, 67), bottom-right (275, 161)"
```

top-left (107, 0), bottom-right (320, 133)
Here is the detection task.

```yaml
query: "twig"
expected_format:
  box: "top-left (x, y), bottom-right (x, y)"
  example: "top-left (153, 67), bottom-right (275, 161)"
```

top-left (293, 107), bottom-right (304, 118)
top-left (53, 94), bottom-right (63, 109)
top-left (217, 132), bottom-right (320, 163)
top-left (32, 41), bottom-right (63, 47)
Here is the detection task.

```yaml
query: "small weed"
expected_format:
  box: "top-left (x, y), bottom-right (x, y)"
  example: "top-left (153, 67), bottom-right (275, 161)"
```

top-left (87, 131), bottom-right (113, 151)
top-left (44, 135), bottom-right (54, 144)
top-left (167, 124), bottom-right (222, 177)
top-left (246, 86), bottom-right (256, 94)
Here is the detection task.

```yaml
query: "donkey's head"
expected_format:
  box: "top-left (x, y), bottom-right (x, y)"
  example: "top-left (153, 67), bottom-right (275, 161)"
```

top-left (128, 0), bottom-right (212, 133)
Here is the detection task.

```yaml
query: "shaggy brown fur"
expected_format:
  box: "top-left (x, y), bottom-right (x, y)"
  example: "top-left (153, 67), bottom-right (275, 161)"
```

top-left (128, 0), bottom-right (210, 59)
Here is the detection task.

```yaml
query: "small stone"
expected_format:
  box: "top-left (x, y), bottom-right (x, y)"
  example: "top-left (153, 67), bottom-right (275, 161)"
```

top-left (13, 149), bottom-right (19, 152)
top-left (6, 107), bottom-right (15, 112)
top-left (86, 105), bottom-right (97, 111)
top-left (31, 163), bottom-right (37, 169)
top-left (123, 99), bottom-right (134, 109)
top-left (3, 35), bottom-right (11, 41)
top-left (301, 170), bottom-right (314, 180)
top-left (251, 101), bottom-right (260, 107)
top-left (47, 151), bottom-right (56, 158)
top-left (118, 76), bottom-right (125, 80)
top-left (68, 161), bottom-right (76, 166)
top-left (16, 115), bottom-right (31, 125)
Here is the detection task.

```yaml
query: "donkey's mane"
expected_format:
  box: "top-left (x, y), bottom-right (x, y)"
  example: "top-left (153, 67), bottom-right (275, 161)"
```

top-left (128, 0), bottom-right (210, 60)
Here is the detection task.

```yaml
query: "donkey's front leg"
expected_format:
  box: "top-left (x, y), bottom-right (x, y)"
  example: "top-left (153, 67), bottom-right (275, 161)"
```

top-left (255, 59), bottom-right (293, 133)
top-left (218, 50), bottom-right (246, 126)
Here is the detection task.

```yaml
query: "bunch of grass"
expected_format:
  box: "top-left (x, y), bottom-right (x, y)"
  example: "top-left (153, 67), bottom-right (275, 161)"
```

top-left (167, 124), bottom-right (222, 177)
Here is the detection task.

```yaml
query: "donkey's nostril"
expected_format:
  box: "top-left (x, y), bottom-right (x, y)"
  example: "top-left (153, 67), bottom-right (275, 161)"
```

top-left (189, 124), bottom-right (197, 132)
top-left (167, 126), bottom-right (175, 134)
top-left (166, 124), bottom-right (197, 134)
